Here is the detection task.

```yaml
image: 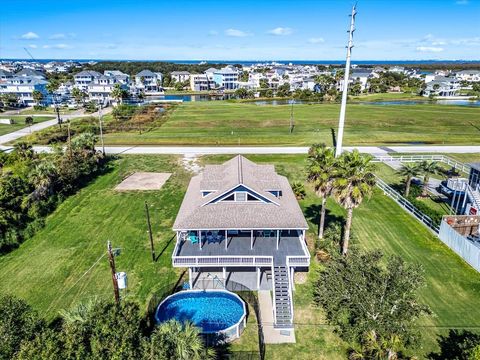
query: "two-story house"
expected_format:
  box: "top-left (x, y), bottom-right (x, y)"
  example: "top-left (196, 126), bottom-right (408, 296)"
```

top-left (135, 70), bottom-right (163, 95)
top-left (171, 71), bottom-right (191, 83)
top-left (172, 155), bottom-right (310, 329)
top-left (74, 70), bottom-right (102, 91)
top-left (0, 76), bottom-right (50, 106)
top-left (213, 66), bottom-right (239, 90)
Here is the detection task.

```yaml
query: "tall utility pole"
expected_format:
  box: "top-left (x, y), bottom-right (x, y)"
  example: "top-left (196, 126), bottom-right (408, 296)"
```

top-left (98, 107), bottom-right (105, 155)
top-left (107, 241), bottom-right (120, 304)
top-left (145, 201), bottom-right (156, 262)
top-left (289, 99), bottom-right (294, 134)
top-left (335, 4), bottom-right (357, 158)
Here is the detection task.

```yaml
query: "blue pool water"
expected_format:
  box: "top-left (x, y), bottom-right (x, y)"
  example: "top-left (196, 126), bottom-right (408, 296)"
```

top-left (155, 291), bottom-right (245, 333)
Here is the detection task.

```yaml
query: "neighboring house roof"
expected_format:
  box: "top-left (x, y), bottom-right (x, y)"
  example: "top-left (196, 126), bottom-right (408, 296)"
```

top-left (16, 68), bottom-right (45, 78)
top-left (171, 71), bottom-right (191, 75)
top-left (136, 69), bottom-right (156, 77)
top-left (205, 67), bottom-right (219, 73)
top-left (0, 70), bottom-right (13, 77)
top-left (75, 70), bottom-right (102, 77)
top-left (173, 155), bottom-right (308, 230)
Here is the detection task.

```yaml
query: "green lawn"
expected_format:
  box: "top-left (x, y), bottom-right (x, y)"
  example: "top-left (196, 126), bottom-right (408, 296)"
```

top-left (97, 101), bottom-right (480, 146)
top-left (0, 116), bottom-right (55, 136)
top-left (1, 154), bottom-right (480, 359)
top-left (20, 107), bottom-right (79, 115)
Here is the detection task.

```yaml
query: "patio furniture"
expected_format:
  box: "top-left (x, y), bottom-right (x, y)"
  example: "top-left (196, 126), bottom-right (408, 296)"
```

top-left (207, 232), bottom-right (214, 243)
top-left (216, 233), bottom-right (224, 242)
top-left (188, 232), bottom-right (199, 244)
top-left (258, 230), bottom-right (264, 238)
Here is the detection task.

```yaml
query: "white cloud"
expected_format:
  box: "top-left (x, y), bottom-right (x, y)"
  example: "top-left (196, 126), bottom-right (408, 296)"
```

top-left (28, 44), bottom-right (37, 49)
top-left (43, 43), bottom-right (72, 49)
top-left (267, 27), bottom-right (293, 36)
top-left (308, 37), bottom-right (325, 44)
top-left (49, 33), bottom-right (66, 39)
top-left (225, 28), bottom-right (250, 37)
top-left (20, 32), bottom-right (39, 40)
top-left (416, 46), bottom-right (444, 52)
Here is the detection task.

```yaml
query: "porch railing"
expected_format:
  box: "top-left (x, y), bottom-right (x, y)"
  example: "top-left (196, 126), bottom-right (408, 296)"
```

top-left (372, 154), bottom-right (471, 174)
top-left (173, 255), bottom-right (274, 267)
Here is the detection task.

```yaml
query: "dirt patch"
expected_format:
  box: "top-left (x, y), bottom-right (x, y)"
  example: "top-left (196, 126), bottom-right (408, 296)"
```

top-left (115, 172), bottom-right (171, 191)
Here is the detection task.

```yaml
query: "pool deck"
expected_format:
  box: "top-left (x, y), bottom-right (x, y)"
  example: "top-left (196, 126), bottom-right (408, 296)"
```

top-left (258, 290), bottom-right (296, 343)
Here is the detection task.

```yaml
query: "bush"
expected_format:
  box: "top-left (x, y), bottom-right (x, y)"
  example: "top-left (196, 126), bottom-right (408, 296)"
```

top-left (406, 184), bottom-right (443, 227)
top-left (112, 104), bottom-right (137, 121)
top-left (291, 181), bottom-right (306, 199)
top-left (33, 105), bottom-right (44, 111)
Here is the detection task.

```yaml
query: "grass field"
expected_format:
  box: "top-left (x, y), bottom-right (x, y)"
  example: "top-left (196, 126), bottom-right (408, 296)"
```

top-left (0, 116), bottom-right (54, 136)
top-left (2, 154), bottom-right (480, 358)
top-left (97, 101), bottom-right (480, 146)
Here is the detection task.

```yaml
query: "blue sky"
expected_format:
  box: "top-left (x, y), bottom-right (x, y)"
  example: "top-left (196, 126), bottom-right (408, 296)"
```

top-left (1, 0), bottom-right (479, 60)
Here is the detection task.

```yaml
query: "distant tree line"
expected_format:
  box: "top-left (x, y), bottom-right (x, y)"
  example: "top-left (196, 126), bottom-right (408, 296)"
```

top-left (0, 135), bottom-right (107, 254)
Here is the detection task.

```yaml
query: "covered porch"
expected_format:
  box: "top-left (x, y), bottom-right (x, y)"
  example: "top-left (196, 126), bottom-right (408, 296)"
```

top-left (174, 229), bottom-right (307, 266)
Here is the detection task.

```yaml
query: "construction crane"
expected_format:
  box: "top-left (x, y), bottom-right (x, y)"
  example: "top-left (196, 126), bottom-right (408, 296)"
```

top-left (23, 47), bottom-right (36, 61)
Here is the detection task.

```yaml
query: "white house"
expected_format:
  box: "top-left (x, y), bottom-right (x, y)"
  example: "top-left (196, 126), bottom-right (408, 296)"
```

top-left (87, 74), bottom-right (128, 104)
top-left (213, 66), bottom-right (239, 90)
top-left (455, 70), bottom-right (480, 82)
top-left (0, 76), bottom-right (50, 106)
top-left (423, 76), bottom-right (460, 97)
top-left (135, 70), bottom-right (163, 95)
top-left (189, 74), bottom-right (215, 91)
top-left (74, 70), bottom-right (102, 91)
top-left (171, 71), bottom-right (191, 83)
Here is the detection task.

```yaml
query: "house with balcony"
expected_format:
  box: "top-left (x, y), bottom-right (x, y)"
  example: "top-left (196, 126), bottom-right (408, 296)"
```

top-left (212, 66), bottom-right (240, 90)
top-left (189, 74), bottom-right (215, 91)
top-left (171, 71), bottom-right (191, 83)
top-left (172, 155), bottom-right (310, 329)
top-left (74, 70), bottom-right (102, 91)
top-left (0, 76), bottom-right (50, 106)
top-left (134, 70), bottom-right (163, 95)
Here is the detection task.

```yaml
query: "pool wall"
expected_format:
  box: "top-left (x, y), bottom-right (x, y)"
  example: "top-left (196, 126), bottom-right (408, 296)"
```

top-left (155, 289), bottom-right (247, 342)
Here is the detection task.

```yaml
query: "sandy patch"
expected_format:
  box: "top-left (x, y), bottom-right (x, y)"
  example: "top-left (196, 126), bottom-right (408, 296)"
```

top-left (115, 172), bottom-right (171, 191)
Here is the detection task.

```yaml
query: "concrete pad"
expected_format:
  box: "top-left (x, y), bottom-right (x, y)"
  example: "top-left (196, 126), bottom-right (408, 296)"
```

top-left (258, 290), bottom-right (296, 344)
top-left (115, 172), bottom-right (171, 191)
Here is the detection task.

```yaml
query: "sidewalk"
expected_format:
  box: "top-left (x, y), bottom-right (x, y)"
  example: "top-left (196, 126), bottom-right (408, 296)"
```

top-left (257, 290), bottom-right (296, 344)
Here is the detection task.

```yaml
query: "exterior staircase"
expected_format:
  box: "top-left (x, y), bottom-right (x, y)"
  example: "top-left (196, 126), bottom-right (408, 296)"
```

top-left (272, 265), bottom-right (293, 328)
top-left (466, 184), bottom-right (480, 213)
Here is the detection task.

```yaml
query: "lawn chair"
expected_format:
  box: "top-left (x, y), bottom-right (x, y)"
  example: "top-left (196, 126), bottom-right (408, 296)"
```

top-left (188, 232), bottom-right (199, 244)
top-left (207, 231), bottom-right (214, 243)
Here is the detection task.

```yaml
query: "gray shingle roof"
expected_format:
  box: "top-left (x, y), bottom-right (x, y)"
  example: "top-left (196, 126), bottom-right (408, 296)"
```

top-left (470, 163), bottom-right (480, 172)
top-left (136, 69), bottom-right (156, 77)
top-left (173, 155), bottom-right (308, 230)
top-left (75, 70), bottom-right (102, 77)
top-left (171, 71), bottom-right (190, 75)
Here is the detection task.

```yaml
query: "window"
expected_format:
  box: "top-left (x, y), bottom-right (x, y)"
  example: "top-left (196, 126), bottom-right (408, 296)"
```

top-left (222, 194), bottom-right (235, 201)
top-left (247, 194), bottom-right (260, 201)
top-left (236, 192), bottom-right (246, 202)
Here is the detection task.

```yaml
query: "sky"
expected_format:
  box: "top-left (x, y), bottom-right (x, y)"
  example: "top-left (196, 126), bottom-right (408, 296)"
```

top-left (1, 0), bottom-right (479, 61)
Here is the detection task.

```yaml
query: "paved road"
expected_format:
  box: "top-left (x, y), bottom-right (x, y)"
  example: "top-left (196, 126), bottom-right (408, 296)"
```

top-left (3, 144), bottom-right (478, 155)
top-left (0, 108), bottom-right (111, 145)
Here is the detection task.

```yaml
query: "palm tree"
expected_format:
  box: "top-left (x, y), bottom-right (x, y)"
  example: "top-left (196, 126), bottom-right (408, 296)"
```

top-left (398, 163), bottom-right (421, 197)
top-left (419, 160), bottom-right (440, 197)
top-left (32, 90), bottom-right (43, 106)
top-left (111, 84), bottom-right (124, 105)
top-left (29, 159), bottom-right (57, 200)
top-left (307, 144), bottom-right (337, 239)
top-left (334, 150), bottom-right (376, 255)
top-left (144, 320), bottom-right (215, 360)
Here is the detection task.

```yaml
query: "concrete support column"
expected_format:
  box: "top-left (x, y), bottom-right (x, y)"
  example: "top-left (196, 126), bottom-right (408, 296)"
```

top-left (188, 267), bottom-right (193, 289)
top-left (276, 230), bottom-right (280, 250)
top-left (290, 267), bottom-right (295, 291)
top-left (223, 267), bottom-right (227, 288)
top-left (251, 230), bottom-right (254, 250)
top-left (225, 230), bottom-right (228, 250)
top-left (198, 230), bottom-right (202, 250)
top-left (257, 267), bottom-right (261, 290)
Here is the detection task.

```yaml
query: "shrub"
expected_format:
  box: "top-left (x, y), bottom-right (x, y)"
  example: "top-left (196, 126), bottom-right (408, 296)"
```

top-left (291, 181), bottom-right (306, 199)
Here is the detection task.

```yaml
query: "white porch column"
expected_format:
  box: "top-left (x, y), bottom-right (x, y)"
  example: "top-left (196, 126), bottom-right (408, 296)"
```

top-left (198, 230), bottom-right (202, 250)
top-left (251, 230), bottom-right (254, 250)
top-left (225, 230), bottom-right (228, 250)
top-left (302, 229), bottom-right (306, 241)
top-left (276, 230), bottom-right (280, 250)
top-left (188, 267), bottom-right (193, 289)
top-left (223, 267), bottom-right (227, 288)
top-left (257, 267), bottom-right (261, 290)
top-left (290, 267), bottom-right (295, 291)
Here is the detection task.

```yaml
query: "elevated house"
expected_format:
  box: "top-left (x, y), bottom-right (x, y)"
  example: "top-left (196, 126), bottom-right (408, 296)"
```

top-left (74, 70), bottom-right (102, 91)
top-left (0, 76), bottom-right (50, 106)
top-left (172, 155), bottom-right (310, 328)
top-left (170, 71), bottom-right (191, 83)
top-left (134, 70), bottom-right (163, 95)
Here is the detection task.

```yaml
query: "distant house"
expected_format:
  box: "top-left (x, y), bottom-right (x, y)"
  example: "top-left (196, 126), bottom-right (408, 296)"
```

top-left (16, 68), bottom-right (46, 80)
top-left (171, 71), bottom-right (191, 83)
top-left (104, 70), bottom-right (130, 84)
top-left (423, 76), bottom-right (460, 97)
top-left (189, 74), bottom-right (215, 91)
top-left (338, 69), bottom-right (375, 92)
top-left (212, 66), bottom-right (239, 90)
top-left (172, 155), bottom-right (310, 329)
top-left (455, 70), bottom-right (480, 82)
top-left (74, 70), bottom-right (102, 91)
top-left (0, 76), bottom-right (50, 106)
top-left (135, 70), bottom-right (163, 95)
top-left (0, 69), bottom-right (14, 82)
top-left (87, 74), bottom-right (128, 105)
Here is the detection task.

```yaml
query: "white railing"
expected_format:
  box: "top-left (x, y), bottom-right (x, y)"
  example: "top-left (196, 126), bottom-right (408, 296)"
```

top-left (271, 264), bottom-right (277, 323)
top-left (375, 176), bottom-right (440, 234)
top-left (372, 154), bottom-right (471, 174)
top-left (173, 255), bottom-right (273, 267)
top-left (466, 184), bottom-right (480, 210)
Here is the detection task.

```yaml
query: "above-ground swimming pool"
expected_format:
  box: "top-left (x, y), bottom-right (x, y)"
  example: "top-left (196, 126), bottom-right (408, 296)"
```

top-left (155, 290), bottom-right (247, 341)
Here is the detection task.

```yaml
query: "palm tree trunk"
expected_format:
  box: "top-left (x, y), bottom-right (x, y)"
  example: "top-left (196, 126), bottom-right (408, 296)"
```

top-left (342, 207), bottom-right (354, 256)
top-left (319, 197), bottom-right (327, 239)
top-left (405, 176), bottom-right (411, 197)
top-left (422, 175), bottom-right (430, 197)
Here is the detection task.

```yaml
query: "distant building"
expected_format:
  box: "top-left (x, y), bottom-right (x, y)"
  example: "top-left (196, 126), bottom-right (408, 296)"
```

top-left (16, 68), bottom-right (46, 80)
top-left (171, 71), bottom-right (191, 83)
top-left (455, 70), bottom-right (480, 82)
top-left (135, 70), bottom-right (163, 95)
top-left (0, 76), bottom-right (50, 106)
top-left (213, 66), bottom-right (239, 90)
top-left (0, 69), bottom-right (14, 81)
top-left (423, 76), bottom-right (460, 97)
top-left (87, 74), bottom-right (128, 105)
top-left (190, 74), bottom-right (215, 91)
top-left (74, 70), bottom-right (102, 91)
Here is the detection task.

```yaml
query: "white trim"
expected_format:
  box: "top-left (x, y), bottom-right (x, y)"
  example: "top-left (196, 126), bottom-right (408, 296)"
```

top-left (200, 183), bottom-right (280, 207)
